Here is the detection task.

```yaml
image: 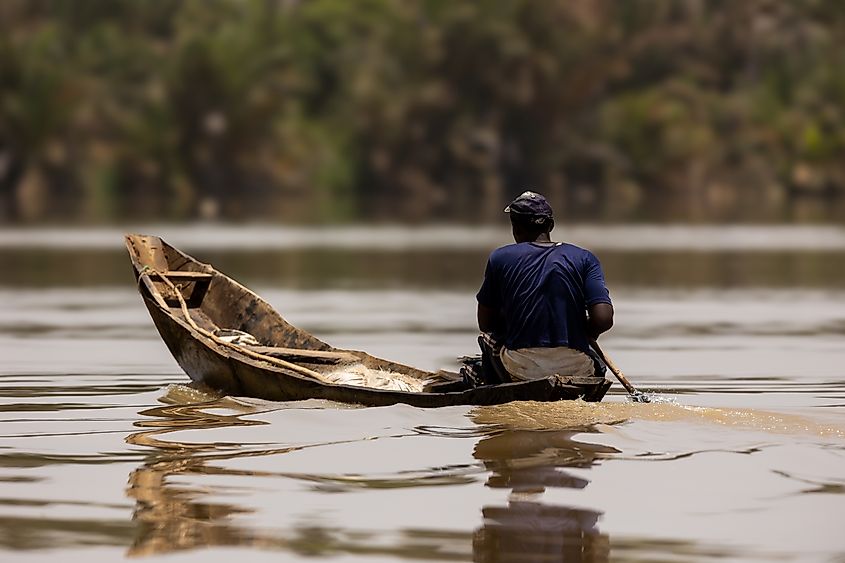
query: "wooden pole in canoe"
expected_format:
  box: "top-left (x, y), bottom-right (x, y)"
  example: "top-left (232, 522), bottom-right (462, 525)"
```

top-left (590, 339), bottom-right (649, 402)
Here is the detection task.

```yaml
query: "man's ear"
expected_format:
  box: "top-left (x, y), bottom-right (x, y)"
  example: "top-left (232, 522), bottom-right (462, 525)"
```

top-left (546, 218), bottom-right (555, 233)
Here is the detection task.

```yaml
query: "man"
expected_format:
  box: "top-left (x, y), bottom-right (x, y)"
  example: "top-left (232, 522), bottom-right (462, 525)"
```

top-left (473, 191), bottom-right (613, 384)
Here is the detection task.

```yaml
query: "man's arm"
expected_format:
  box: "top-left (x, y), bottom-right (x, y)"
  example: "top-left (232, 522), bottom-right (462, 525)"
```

top-left (587, 302), bottom-right (614, 340)
top-left (477, 303), bottom-right (499, 334)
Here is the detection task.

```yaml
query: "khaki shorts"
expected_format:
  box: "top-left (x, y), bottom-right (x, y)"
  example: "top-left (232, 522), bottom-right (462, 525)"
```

top-left (500, 346), bottom-right (596, 381)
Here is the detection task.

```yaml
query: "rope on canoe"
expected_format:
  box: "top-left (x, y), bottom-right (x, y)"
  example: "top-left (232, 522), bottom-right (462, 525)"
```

top-left (138, 265), bottom-right (333, 384)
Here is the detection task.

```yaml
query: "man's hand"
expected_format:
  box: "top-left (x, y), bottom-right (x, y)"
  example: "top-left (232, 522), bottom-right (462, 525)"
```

top-left (587, 302), bottom-right (614, 340)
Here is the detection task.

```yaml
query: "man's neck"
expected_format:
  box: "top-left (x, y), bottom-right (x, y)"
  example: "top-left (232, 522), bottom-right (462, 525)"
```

top-left (514, 233), bottom-right (553, 244)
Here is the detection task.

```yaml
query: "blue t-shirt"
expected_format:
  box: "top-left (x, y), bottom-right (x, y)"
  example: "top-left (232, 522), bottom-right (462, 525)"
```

top-left (476, 242), bottom-right (612, 353)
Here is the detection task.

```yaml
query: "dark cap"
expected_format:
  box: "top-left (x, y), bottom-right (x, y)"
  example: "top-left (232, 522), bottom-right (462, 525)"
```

top-left (504, 190), bottom-right (553, 218)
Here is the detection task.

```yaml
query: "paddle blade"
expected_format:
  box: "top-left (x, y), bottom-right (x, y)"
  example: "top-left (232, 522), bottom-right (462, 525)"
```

top-left (629, 391), bottom-right (652, 403)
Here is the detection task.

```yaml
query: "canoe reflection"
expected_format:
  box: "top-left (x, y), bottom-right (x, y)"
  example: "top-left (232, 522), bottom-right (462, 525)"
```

top-left (470, 427), bottom-right (618, 562)
top-left (125, 399), bottom-right (264, 556)
top-left (125, 398), bottom-right (475, 559)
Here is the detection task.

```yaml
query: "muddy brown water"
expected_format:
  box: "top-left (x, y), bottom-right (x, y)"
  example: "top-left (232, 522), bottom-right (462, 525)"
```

top-left (1, 225), bottom-right (844, 562)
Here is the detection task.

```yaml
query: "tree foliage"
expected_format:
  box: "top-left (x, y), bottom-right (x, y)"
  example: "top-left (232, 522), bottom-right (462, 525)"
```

top-left (1, 0), bottom-right (844, 223)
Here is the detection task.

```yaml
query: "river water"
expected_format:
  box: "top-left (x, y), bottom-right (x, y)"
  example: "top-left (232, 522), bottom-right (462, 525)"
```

top-left (1, 225), bottom-right (844, 562)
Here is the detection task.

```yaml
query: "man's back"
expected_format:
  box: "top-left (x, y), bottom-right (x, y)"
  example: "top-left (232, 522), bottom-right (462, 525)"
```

top-left (476, 241), bottom-right (611, 353)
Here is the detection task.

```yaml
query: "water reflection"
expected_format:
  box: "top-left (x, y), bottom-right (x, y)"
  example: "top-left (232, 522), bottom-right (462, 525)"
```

top-left (126, 393), bottom-right (262, 556)
top-left (4, 246), bottom-right (845, 290)
top-left (125, 393), bottom-right (477, 559)
top-left (125, 390), bottom-right (625, 561)
top-left (469, 421), bottom-right (619, 563)
top-left (120, 379), bottom-right (845, 560)
top-left (474, 503), bottom-right (607, 563)
top-left (474, 428), bottom-right (619, 492)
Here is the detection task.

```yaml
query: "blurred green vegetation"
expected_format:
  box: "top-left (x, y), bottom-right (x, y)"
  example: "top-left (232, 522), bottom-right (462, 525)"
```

top-left (1, 0), bottom-right (845, 224)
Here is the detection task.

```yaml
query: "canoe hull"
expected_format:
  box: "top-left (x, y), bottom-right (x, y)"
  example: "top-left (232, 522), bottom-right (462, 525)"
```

top-left (129, 234), bottom-right (612, 407)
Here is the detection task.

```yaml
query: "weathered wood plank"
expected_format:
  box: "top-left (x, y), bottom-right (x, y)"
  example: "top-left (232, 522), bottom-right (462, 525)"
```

top-left (150, 271), bottom-right (213, 281)
top-left (245, 346), bottom-right (360, 364)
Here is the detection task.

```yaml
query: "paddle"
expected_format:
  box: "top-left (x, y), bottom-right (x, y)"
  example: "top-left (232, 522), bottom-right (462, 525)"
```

top-left (590, 339), bottom-right (650, 403)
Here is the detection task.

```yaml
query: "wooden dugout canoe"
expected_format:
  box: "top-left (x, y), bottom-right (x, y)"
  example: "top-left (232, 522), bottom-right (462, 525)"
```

top-left (125, 234), bottom-right (611, 407)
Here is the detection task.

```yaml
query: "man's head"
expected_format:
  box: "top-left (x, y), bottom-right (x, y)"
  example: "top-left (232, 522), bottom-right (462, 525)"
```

top-left (505, 190), bottom-right (554, 242)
